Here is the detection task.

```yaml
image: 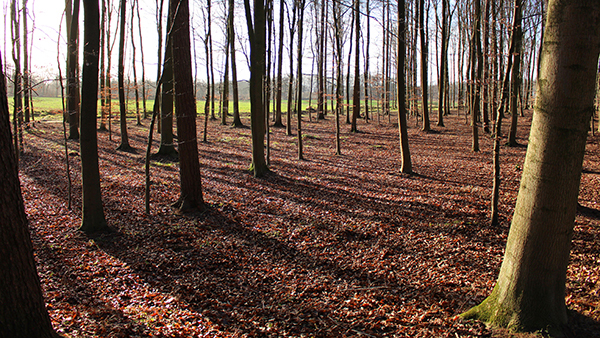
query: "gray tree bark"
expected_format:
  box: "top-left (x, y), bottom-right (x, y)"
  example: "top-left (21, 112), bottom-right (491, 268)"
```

top-left (462, 0), bottom-right (600, 334)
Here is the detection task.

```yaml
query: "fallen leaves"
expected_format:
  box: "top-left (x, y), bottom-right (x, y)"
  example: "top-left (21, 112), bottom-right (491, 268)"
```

top-left (19, 112), bottom-right (600, 337)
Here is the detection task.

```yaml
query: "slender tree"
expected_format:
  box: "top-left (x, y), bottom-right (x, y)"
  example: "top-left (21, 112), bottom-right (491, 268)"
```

top-left (229, 0), bottom-right (243, 128)
top-left (66, 0), bottom-right (80, 140)
top-left (80, 0), bottom-right (109, 233)
top-left (170, 0), bottom-right (205, 212)
top-left (116, 0), bottom-right (132, 151)
top-left (419, 0), bottom-right (429, 131)
top-left (463, 0), bottom-right (600, 334)
top-left (273, 0), bottom-right (285, 128)
top-left (350, 0), bottom-right (360, 133)
top-left (156, 1), bottom-right (178, 158)
top-left (507, 0), bottom-right (523, 147)
top-left (244, 0), bottom-right (269, 176)
top-left (398, 0), bottom-right (412, 173)
top-left (22, 0), bottom-right (30, 126)
top-left (296, 0), bottom-right (306, 160)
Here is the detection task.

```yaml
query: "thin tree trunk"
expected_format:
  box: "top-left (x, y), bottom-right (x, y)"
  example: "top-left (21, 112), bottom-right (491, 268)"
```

top-left (117, 0), bottom-right (132, 151)
top-left (296, 0), bottom-right (306, 160)
top-left (350, 0), bottom-right (360, 133)
top-left (419, 0), bottom-right (429, 131)
top-left (398, 0), bottom-right (412, 173)
top-left (507, 0), bottom-right (523, 147)
top-left (66, 0), bottom-right (80, 140)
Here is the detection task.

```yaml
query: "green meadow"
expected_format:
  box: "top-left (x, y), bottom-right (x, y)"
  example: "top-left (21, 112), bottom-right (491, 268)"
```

top-left (19, 97), bottom-right (335, 121)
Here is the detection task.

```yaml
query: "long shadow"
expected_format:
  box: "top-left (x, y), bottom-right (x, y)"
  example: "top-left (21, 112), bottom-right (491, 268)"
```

top-left (93, 207), bottom-right (445, 336)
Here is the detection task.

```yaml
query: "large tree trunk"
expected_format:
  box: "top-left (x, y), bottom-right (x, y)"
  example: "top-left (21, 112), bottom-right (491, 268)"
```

top-left (0, 48), bottom-right (59, 338)
top-left (398, 0), bottom-right (411, 174)
top-left (462, 0), bottom-right (600, 334)
top-left (170, 0), bottom-right (205, 212)
top-left (116, 0), bottom-right (132, 151)
top-left (296, 0), bottom-right (306, 160)
top-left (80, 0), bottom-right (109, 234)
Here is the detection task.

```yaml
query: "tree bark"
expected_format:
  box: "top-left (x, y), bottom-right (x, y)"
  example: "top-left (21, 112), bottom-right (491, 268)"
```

top-left (296, 0), bottom-right (306, 160)
top-left (244, 0), bottom-right (269, 176)
top-left (0, 53), bottom-right (59, 338)
top-left (398, 0), bottom-right (412, 174)
top-left (116, 0), bottom-right (132, 151)
top-left (170, 0), bottom-right (205, 212)
top-left (80, 0), bottom-right (109, 234)
top-left (229, 0), bottom-right (242, 128)
top-left (419, 0), bottom-right (429, 132)
top-left (507, 0), bottom-right (523, 147)
top-left (462, 0), bottom-right (600, 334)
top-left (273, 0), bottom-right (285, 128)
top-left (66, 0), bottom-right (80, 140)
top-left (350, 0), bottom-right (360, 133)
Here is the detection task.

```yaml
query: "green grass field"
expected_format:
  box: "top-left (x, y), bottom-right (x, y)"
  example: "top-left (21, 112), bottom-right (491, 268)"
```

top-left (19, 97), bottom-right (333, 121)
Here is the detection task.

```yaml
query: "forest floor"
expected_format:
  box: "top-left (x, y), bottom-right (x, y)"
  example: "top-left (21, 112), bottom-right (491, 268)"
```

top-left (19, 109), bottom-right (600, 337)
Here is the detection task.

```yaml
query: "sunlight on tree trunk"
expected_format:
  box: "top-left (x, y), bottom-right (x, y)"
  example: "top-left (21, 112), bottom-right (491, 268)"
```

top-left (462, 1), bottom-right (600, 334)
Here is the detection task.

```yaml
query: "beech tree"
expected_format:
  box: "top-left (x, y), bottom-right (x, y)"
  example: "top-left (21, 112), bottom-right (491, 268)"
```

top-left (80, 0), bottom-right (109, 233)
top-left (66, 0), bottom-right (80, 140)
top-left (170, 0), bottom-right (205, 212)
top-left (244, 0), bottom-right (269, 177)
top-left (116, 0), bottom-right (132, 151)
top-left (0, 53), bottom-right (59, 338)
top-left (397, 0), bottom-right (411, 174)
top-left (462, 0), bottom-right (600, 334)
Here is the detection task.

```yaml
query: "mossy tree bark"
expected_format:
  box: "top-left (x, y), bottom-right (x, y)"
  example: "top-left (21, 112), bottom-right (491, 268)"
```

top-left (462, 0), bottom-right (600, 334)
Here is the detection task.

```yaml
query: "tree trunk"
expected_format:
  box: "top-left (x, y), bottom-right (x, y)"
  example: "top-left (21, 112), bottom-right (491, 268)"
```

top-left (273, 0), bottom-right (285, 128)
top-left (0, 53), bottom-right (59, 338)
top-left (285, 2), bottom-right (297, 136)
top-left (170, 0), bottom-right (205, 212)
top-left (80, 0), bottom-right (109, 234)
top-left (296, 0), bottom-right (306, 160)
top-left (116, 0), bottom-right (132, 151)
top-left (130, 0), bottom-right (141, 126)
top-left (507, 0), bottom-right (523, 147)
top-left (350, 0), bottom-right (360, 133)
top-left (136, 1), bottom-right (147, 118)
top-left (156, 1), bottom-right (177, 158)
top-left (22, 0), bottom-right (30, 127)
top-left (419, 0), bottom-right (429, 131)
top-left (66, 0), bottom-right (80, 140)
top-left (229, 0), bottom-right (243, 128)
top-left (437, 0), bottom-right (448, 127)
top-left (244, 0), bottom-right (269, 176)
top-left (333, 0), bottom-right (342, 155)
top-left (462, 0), bottom-right (600, 334)
top-left (398, 0), bottom-right (411, 173)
